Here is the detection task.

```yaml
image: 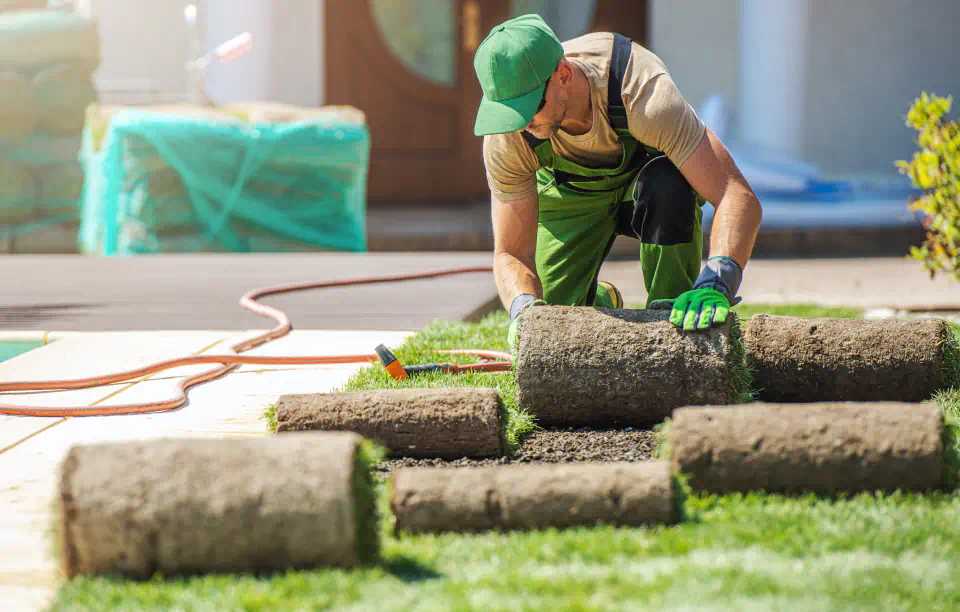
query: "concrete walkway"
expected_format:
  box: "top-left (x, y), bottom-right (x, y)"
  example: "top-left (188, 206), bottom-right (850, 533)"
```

top-left (0, 253), bottom-right (499, 331)
top-left (0, 328), bottom-right (412, 611)
top-left (600, 257), bottom-right (960, 310)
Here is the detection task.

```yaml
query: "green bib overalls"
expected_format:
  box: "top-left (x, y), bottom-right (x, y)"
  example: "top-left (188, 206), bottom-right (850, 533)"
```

top-left (524, 34), bottom-right (705, 308)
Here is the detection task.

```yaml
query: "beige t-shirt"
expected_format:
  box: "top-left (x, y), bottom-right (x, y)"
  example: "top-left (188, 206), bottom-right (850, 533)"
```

top-left (483, 33), bottom-right (705, 201)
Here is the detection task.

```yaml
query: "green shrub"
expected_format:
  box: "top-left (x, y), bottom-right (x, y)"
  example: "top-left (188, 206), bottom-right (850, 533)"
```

top-left (896, 92), bottom-right (960, 280)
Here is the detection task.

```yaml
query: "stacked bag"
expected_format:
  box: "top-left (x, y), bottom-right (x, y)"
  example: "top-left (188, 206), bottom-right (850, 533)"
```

top-left (0, 7), bottom-right (99, 252)
top-left (79, 102), bottom-right (370, 255)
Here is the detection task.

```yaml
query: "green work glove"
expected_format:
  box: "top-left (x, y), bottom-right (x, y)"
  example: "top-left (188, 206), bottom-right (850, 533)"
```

top-left (508, 294), bottom-right (547, 353)
top-left (653, 256), bottom-right (743, 332)
top-left (668, 287), bottom-right (731, 330)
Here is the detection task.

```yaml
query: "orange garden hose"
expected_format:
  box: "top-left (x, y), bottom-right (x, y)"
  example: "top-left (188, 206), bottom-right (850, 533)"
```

top-left (0, 266), bottom-right (511, 418)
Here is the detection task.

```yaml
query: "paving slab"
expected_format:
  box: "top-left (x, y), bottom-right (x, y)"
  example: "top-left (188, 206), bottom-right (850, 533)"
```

top-left (600, 257), bottom-right (960, 310)
top-left (0, 332), bottom-right (230, 451)
top-left (0, 253), bottom-right (499, 331)
top-left (0, 328), bottom-right (411, 611)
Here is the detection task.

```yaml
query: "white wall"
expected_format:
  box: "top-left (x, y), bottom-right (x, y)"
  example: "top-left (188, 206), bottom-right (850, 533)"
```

top-left (206, 0), bottom-right (323, 107)
top-left (89, 0), bottom-right (324, 106)
top-left (739, 0), bottom-right (809, 159)
top-left (89, 0), bottom-right (194, 101)
top-left (649, 0), bottom-right (739, 117)
top-left (650, 0), bottom-right (960, 176)
top-left (802, 0), bottom-right (960, 175)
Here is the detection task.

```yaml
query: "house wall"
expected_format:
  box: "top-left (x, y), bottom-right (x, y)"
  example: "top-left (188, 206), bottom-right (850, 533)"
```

top-left (87, 0), bottom-right (324, 106)
top-left (205, 0), bottom-right (323, 106)
top-left (648, 0), bottom-right (739, 119)
top-left (802, 0), bottom-right (960, 174)
top-left (87, 0), bottom-right (194, 101)
top-left (649, 0), bottom-right (960, 176)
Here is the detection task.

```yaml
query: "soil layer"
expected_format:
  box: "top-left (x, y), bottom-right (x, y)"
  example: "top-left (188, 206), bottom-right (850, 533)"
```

top-left (516, 307), bottom-right (740, 427)
top-left (668, 402), bottom-right (944, 494)
top-left (375, 427), bottom-right (657, 474)
top-left (58, 433), bottom-right (366, 578)
top-left (391, 461), bottom-right (677, 533)
top-left (744, 315), bottom-right (948, 402)
top-left (275, 387), bottom-right (503, 459)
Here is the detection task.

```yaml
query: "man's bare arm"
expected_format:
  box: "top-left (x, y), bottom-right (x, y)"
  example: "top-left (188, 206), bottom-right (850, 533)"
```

top-left (678, 126), bottom-right (762, 268)
top-left (491, 192), bottom-right (542, 310)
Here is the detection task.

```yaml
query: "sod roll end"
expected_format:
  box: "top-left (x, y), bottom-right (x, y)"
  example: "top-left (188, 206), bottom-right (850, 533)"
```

top-left (668, 402), bottom-right (945, 494)
top-left (275, 387), bottom-right (504, 459)
top-left (516, 306), bottom-right (746, 427)
top-left (744, 315), bottom-right (953, 402)
top-left (391, 461), bottom-right (678, 533)
top-left (57, 432), bottom-right (379, 579)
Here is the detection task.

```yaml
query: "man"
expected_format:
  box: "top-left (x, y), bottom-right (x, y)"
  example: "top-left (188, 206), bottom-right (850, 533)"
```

top-left (473, 15), bottom-right (762, 350)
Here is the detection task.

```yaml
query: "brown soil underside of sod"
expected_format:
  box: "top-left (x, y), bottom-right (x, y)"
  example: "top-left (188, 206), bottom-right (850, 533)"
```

top-left (744, 315), bottom-right (948, 402)
top-left (516, 307), bottom-right (740, 427)
top-left (275, 388), bottom-right (503, 459)
top-left (668, 402), bottom-right (944, 494)
top-left (59, 433), bottom-right (366, 578)
top-left (375, 427), bottom-right (657, 474)
top-left (391, 461), bottom-right (677, 533)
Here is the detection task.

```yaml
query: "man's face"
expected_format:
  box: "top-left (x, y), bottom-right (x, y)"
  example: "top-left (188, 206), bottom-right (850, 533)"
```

top-left (524, 72), bottom-right (565, 139)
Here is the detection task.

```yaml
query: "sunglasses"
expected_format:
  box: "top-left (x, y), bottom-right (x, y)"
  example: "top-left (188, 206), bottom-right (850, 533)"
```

top-left (536, 77), bottom-right (551, 114)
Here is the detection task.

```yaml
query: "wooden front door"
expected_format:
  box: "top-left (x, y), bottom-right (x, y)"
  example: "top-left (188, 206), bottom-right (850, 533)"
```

top-left (325, 1), bottom-right (648, 203)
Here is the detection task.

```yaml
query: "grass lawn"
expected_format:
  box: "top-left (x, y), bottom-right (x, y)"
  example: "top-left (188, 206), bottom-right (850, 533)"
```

top-left (53, 304), bottom-right (960, 612)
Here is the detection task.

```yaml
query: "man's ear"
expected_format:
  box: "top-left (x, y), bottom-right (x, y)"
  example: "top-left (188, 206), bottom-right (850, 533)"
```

top-left (556, 59), bottom-right (573, 86)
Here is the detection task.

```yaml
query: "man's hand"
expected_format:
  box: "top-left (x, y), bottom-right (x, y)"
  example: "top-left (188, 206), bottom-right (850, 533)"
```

top-left (508, 294), bottom-right (547, 353)
top-left (667, 288), bottom-right (730, 330)
top-left (654, 256), bottom-right (742, 332)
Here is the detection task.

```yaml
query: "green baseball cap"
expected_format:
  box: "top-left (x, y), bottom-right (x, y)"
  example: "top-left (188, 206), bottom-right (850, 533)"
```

top-left (473, 14), bottom-right (564, 136)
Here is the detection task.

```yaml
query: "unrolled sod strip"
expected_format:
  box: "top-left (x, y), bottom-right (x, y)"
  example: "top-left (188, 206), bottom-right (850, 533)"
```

top-left (668, 402), bottom-right (944, 494)
top-left (58, 432), bottom-right (378, 578)
top-left (391, 461), bottom-right (677, 533)
top-left (275, 388), bottom-right (503, 459)
top-left (744, 315), bottom-right (953, 402)
top-left (516, 306), bottom-right (746, 427)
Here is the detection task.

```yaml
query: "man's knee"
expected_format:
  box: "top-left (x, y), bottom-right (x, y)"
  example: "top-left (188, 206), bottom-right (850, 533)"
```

top-left (625, 156), bottom-right (697, 246)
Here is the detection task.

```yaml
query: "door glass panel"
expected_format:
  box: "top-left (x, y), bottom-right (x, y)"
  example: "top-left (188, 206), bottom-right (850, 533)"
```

top-left (371, 0), bottom-right (456, 87)
top-left (512, 0), bottom-right (598, 41)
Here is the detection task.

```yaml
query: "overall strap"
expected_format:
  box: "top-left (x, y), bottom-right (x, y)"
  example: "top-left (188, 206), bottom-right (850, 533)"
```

top-left (522, 32), bottom-right (635, 163)
top-left (607, 33), bottom-right (633, 134)
top-left (521, 130), bottom-right (554, 168)
top-left (521, 32), bottom-right (647, 194)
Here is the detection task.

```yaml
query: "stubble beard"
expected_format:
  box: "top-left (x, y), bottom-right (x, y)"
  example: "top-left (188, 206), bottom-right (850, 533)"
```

top-left (527, 103), bottom-right (566, 140)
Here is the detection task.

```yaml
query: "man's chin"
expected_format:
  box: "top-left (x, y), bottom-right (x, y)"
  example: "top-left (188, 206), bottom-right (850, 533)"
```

top-left (526, 126), bottom-right (559, 139)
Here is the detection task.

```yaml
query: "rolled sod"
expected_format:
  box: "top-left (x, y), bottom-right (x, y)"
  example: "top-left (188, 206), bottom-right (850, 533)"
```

top-left (275, 387), bottom-right (503, 459)
top-left (744, 315), bottom-right (954, 402)
top-left (391, 461), bottom-right (677, 533)
top-left (57, 432), bottom-right (379, 579)
top-left (668, 402), bottom-right (945, 494)
top-left (515, 306), bottom-right (747, 427)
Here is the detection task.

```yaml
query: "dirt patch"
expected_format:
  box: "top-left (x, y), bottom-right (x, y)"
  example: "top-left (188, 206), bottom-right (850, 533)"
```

top-left (375, 427), bottom-right (657, 474)
top-left (516, 307), bottom-right (744, 427)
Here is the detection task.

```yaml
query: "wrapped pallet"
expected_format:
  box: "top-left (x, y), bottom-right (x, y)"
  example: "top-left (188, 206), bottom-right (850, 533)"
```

top-left (79, 104), bottom-right (370, 255)
top-left (0, 9), bottom-right (99, 252)
top-left (0, 1), bottom-right (48, 12)
top-left (0, 10), bottom-right (99, 71)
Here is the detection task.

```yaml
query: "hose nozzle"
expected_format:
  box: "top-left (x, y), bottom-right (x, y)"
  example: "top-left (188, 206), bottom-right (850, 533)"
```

top-left (375, 344), bottom-right (409, 380)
